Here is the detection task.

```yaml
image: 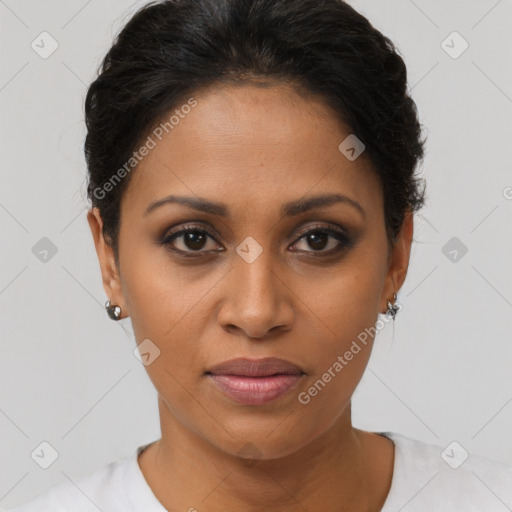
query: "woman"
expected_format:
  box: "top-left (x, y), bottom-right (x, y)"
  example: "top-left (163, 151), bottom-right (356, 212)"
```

top-left (7, 0), bottom-right (511, 510)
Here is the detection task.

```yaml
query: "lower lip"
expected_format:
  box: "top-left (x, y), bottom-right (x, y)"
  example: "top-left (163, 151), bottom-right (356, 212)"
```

top-left (207, 374), bottom-right (303, 405)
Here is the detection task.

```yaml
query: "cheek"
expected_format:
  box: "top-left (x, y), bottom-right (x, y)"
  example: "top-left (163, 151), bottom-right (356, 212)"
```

top-left (119, 242), bottom-right (209, 340)
top-left (295, 253), bottom-right (385, 404)
top-left (309, 252), bottom-right (385, 342)
top-left (119, 245), bottom-right (219, 389)
top-left (120, 256), bottom-right (211, 414)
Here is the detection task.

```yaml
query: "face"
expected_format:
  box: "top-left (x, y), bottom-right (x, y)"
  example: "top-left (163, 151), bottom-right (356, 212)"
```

top-left (88, 82), bottom-right (413, 460)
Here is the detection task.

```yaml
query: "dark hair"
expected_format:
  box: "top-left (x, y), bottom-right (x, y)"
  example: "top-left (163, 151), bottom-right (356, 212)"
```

top-left (85, 0), bottom-right (427, 260)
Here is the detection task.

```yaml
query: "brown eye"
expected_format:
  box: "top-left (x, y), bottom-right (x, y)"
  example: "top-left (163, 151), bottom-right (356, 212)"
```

top-left (303, 231), bottom-right (329, 250)
top-left (290, 224), bottom-right (352, 255)
top-left (161, 225), bottom-right (223, 255)
top-left (180, 230), bottom-right (208, 250)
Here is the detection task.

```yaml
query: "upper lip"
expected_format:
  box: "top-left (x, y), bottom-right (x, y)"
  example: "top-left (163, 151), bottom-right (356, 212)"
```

top-left (206, 357), bottom-right (305, 377)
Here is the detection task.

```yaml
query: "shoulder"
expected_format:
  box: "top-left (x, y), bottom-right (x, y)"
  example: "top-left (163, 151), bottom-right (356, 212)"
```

top-left (3, 451), bottom-right (136, 512)
top-left (380, 431), bottom-right (512, 512)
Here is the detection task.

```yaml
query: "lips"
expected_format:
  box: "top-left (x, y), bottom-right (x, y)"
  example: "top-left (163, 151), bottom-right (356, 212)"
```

top-left (205, 357), bottom-right (305, 405)
top-left (206, 357), bottom-right (305, 377)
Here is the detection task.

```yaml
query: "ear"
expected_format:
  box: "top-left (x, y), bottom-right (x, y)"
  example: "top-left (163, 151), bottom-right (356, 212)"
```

top-left (380, 210), bottom-right (414, 313)
top-left (87, 207), bottom-right (128, 319)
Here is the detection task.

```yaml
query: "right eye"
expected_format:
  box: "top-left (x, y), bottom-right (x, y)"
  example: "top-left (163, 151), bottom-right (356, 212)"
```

top-left (161, 224), bottom-right (224, 256)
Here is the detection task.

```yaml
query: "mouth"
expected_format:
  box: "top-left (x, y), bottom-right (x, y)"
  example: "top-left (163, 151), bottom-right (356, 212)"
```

top-left (205, 357), bottom-right (306, 405)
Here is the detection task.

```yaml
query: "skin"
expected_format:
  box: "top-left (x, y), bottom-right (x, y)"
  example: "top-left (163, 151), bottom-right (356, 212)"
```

top-left (88, 81), bottom-right (414, 511)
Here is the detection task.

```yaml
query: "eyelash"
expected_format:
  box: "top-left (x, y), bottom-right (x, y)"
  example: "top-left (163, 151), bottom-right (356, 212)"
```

top-left (160, 222), bottom-right (352, 258)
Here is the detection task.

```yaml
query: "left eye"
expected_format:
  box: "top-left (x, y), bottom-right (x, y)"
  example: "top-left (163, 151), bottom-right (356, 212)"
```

top-left (290, 228), bottom-right (349, 253)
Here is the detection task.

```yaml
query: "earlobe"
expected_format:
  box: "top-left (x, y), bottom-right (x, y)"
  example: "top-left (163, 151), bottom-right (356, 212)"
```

top-left (86, 207), bottom-right (127, 318)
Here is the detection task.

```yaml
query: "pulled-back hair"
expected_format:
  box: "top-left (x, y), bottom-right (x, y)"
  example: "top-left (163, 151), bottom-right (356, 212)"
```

top-left (85, 0), bottom-right (427, 257)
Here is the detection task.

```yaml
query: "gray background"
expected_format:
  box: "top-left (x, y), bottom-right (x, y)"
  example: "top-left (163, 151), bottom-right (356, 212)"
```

top-left (1, 0), bottom-right (511, 508)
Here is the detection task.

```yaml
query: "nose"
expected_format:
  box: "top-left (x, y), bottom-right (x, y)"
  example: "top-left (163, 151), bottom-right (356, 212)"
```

top-left (217, 248), bottom-right (294, 340)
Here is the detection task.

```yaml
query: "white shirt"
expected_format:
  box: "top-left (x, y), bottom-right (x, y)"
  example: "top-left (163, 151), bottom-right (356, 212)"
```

top-left (4, 432), bottom-right (512, 511)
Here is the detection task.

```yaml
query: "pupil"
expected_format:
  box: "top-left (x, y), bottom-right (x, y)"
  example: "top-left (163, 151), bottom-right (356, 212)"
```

top-left (308, 232), bottom-right (327, 250)
top-left (185, 231), bottom-right (206, 250)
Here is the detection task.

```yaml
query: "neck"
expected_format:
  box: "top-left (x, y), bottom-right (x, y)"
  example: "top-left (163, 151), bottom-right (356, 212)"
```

top-left (138, 396), bottom-right (393, 512)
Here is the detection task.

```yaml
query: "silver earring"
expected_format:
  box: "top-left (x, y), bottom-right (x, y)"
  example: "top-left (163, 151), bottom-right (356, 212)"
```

top-left (385, 293), bottom-right (401, 320)
top-left (105, 300), bottom-right (122, 321)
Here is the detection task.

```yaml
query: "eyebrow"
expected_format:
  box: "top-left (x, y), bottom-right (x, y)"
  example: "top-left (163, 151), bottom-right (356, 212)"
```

top-left (144, 193), bottom-right (365, 219)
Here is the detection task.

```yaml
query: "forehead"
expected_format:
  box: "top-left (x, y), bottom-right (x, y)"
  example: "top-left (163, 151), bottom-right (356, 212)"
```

top-left (121, 82), bottom-right (381, 218)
